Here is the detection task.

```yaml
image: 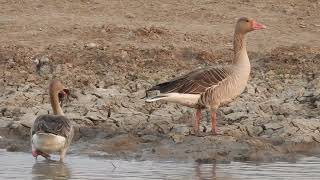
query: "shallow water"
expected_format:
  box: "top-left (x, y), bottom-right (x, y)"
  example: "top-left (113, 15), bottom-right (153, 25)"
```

top-left (1, 150), bottom-right (320, 180)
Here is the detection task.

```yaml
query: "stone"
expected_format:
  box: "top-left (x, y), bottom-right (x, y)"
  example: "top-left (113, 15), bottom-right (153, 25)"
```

top-left (7, 58), bottom-right (16, 68)
top-left (263, 123), bottom-right (283, 130)
top-left (276, 102), bottom-right (297, 116)
top-left (220, 107), bottom-right (233, 115)
top-left (290, 118), bottom-right (320, 131)
top-left (262, 129), bottom-right (274, 137)
top-left (85, 111), bottom-right (104, 122)
top-left (246, 83), bottom-right (256, 94)
top-left (141, 135), bottom-right (159, 142)
top-left (6, 144), bottom-right (19, 152)
top-left (85, 42), bottom-right (98, 49)
top-left (19, 113), bottom-right (37, 128)
top-left (225, 112), bottom-right (248, 122)
top-left (259, 104), bottom-right (272, 113)
top-left (246, 125), bottom-right (263, 136)
top-left (170, 124), bottom-right (191, 136)
top-left (0, 119), bottom-right (10, 128)
top-left (170, 134), bottom-right (185, 143)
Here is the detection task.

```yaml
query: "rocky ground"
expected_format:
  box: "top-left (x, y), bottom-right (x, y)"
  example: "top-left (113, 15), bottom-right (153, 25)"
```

top-left (0, 0), bottom-right (320, 162)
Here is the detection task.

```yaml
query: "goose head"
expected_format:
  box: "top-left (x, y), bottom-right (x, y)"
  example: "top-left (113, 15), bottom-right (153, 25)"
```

top-left (235, 17), bottom-right (266, 34)
top-left (49, 80), bottom-right (70, 106)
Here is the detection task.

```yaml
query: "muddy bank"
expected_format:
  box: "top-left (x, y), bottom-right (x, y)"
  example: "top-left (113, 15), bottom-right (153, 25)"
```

top-left (1, 44), bottom-right (320, 162)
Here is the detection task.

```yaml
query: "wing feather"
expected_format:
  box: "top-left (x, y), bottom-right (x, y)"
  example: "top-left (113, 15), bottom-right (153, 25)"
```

top-left (31, 115), bottom-right (73, 139)
top-left (148, 66), bottom-right (232, 94)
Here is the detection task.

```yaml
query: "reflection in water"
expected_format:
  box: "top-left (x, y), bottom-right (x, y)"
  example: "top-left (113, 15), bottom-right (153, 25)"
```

top-left (195, 163), bottom-right (233, 180)
top-left (1, 149), bottom-right (320, 179)
top-left (32, 161), bottom-right (71, 180)
top-left (196, 163), bottom-right (216, 180)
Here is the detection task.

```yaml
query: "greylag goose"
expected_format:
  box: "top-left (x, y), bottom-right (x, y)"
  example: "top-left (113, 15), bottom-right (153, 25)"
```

top-left (31, 80), bottom-right (74, 162)
top-left (145, 17), bottom-right (266, 136)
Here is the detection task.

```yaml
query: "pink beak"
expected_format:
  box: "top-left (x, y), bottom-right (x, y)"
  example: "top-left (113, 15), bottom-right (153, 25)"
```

top-left (252, 21), bottom-right (266, 30)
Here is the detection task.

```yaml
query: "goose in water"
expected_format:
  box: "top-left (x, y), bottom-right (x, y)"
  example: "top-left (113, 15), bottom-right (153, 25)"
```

top-left (31, 80), bottom-right (74, 162)
top-left (145, 17), bottom-right (266, 136)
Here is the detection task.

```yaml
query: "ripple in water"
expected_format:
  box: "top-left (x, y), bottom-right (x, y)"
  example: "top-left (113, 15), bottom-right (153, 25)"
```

top-left (0, 149), bottom-right (320, 180)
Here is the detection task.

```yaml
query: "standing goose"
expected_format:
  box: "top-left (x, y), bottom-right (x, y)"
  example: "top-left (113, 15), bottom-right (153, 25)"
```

top-left (146, 17), bottom-right (266, 135)
top-left (31, 80), bottom-right (74, 162)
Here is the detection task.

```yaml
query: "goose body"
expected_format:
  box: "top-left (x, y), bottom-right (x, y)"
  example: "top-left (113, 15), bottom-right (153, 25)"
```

top-left (146, 17), bottom-right (266, 135)
top-left (31, 80), bottom-right (73, 162)
top-left (32, 133), bottom-right (66, 153)
top-left (31, 114), bottom-right (73, 154)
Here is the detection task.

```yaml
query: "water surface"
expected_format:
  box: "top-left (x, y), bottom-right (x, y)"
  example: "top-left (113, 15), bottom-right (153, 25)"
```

top-left (1, 149), bottom-right (320, 180)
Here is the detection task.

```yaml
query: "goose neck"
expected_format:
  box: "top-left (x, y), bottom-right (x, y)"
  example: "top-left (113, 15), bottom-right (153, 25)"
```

top-left (49, 91), bottom-right (64, 115)
top-left (232, 32), bottom-right (249, 66)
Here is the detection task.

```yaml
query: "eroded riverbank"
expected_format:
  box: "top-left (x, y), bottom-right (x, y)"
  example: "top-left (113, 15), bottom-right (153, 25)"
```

top-left (1, 45), bottom-right (320, 162)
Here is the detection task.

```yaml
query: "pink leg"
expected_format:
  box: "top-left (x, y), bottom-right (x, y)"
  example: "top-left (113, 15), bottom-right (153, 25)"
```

top-left (194, 109), bottom-right (201, 136)
top-left (211, 112), bottom-right (220, 135)
top-left (32, 149), bottom-right (51, 160)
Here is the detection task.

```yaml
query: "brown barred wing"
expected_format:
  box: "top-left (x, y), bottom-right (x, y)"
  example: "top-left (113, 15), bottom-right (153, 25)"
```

top-left (147, 66), bottom-right (232, 94)
top-left (31, 115), bottom-right (73, 139)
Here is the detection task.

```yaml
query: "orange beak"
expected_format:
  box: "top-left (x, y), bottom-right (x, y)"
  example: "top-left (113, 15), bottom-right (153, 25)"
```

top-left (252, 21), bottom-right (266, 30)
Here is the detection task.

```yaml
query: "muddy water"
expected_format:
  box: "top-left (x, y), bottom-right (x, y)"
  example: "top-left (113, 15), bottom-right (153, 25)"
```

top-left (1, 150), bottom-right (320, 180)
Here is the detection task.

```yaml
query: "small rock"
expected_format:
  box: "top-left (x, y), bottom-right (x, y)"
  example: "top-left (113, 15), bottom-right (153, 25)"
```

top-left (315, 101), bottom-right (320, 108)
top-left (85, 111), bottom-right (104, 122)
top-left (11, 107), bottom-right (23, 117)
top-left (259, 104), bottom-right (272, 113)
top-left (40, 55), bottom-right (50, 63)
top-left (266, 70), bottom-right (275, 77)
top-left (6, 145), bottom-right (19, 152)
top-left (34, 55), bottom-right (52, 75)
top-left (0, 120), bottom-right (10, 128)
top-left (312, 132), bottom-right (320, 143)
top-left (170, 124), bottom-right (190, 135)
top-left (10, 122), bottom-right (20, 129)
top-left (246, 84), bottom-right (255, 94)
top-left (225, 112), bottom-right (248, 122)
top-left (221, 107), bottom-right (233, 115)
top-left (291, 119), bottom-right (320, 131)
top-left (276, 103), bottom-right (296, 116)
top-left (246, 125), bottom-right (263, 136)
top-left (125, 13), bottom-right (135, 19)
top-left (0, 108), bottom-right (7, 116)
top-left (120, 50), bottom-right (129, 61)
top-left (263, 123), bottom-right (283, 130)
top-left (255, 86), bottom-right (266, 94)
top-left (141, 135), bottom-right (159, 143)
top-left (170, 134), bottom-right (185, 143)
top-left (7, 58), bottom-right (15, 68)
top-left (262, 129), bottom-right (274, 137)
top-left (299, 23), bottom-right (307, 28)
top-left (19, 113), bottom-right (37, 128)
top-left (85, 42), bottom-right (98, 49)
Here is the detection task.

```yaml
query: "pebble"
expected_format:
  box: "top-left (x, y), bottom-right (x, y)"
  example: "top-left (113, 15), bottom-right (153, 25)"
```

top-left (85, 42), bottom-right (98, 49)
